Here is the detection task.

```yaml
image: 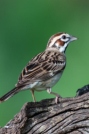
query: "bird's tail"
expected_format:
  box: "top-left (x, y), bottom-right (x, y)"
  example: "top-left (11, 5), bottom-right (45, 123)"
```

top-left (0, 87), bottom-right (19, 103)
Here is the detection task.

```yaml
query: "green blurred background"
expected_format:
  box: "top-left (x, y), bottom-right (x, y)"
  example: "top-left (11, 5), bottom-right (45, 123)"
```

top-left (0, 0), bottom-right (89, 127)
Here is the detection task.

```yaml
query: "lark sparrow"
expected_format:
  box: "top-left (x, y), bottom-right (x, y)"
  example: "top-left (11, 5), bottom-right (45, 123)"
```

top-left (0, 33), bottom-right (78, 103)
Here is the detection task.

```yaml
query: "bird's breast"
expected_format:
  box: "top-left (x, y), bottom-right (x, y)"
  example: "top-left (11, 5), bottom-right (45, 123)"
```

top-left (22, 72), bottom-right (63, 91)
top-left (35, 71), bottom-right (63, 91)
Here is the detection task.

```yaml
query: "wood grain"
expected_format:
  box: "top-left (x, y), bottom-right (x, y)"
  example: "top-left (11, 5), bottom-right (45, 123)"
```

top-left (0, 85), bottom-right (89, 134)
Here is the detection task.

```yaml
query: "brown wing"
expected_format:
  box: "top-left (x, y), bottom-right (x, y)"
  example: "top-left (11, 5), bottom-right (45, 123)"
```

top-left (16, 50), bottom-right (66, 87)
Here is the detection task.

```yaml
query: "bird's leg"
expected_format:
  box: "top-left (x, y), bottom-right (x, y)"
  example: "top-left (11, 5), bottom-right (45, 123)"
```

top-left (31, 89), bottom-right (36, 102)
top-left (47, 88), bottom-right (62, 104)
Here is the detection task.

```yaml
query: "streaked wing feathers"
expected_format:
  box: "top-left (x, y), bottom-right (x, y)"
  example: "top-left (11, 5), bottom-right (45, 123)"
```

top-left (16, 50), bottom-right (66, 87)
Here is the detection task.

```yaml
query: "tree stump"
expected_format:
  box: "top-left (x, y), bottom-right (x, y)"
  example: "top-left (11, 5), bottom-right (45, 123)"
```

top-left (0, 85), bottom-right (89, 134)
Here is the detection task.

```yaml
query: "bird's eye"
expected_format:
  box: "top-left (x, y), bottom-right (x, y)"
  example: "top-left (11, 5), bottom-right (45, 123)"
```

top-left (62, 35), bottom-right (66, 39)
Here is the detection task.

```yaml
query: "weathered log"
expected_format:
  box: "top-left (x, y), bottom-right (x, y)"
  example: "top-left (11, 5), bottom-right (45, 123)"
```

top-left (0, 85), bottom-right (89, 134)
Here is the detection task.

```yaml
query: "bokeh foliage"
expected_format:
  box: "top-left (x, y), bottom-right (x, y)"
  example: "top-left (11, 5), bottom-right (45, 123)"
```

top-left (0, 0), bottom-right (89, 127)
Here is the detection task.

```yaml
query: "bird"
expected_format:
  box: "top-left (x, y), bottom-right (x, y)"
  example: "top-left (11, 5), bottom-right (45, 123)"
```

top-left (0, 33), bottom-right (78, 104)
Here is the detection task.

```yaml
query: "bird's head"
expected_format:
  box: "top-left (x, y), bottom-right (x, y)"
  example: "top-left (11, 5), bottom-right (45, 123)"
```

top-left (46, 33), bottom-right (78, 53)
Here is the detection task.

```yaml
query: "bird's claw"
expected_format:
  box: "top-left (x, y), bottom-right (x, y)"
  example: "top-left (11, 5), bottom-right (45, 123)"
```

top-left (55, 95), bottom-right (62, 104)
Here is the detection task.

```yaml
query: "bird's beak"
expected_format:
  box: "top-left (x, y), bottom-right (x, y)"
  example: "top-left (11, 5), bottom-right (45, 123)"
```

top-left (70, 36), bottom-right (78, 42)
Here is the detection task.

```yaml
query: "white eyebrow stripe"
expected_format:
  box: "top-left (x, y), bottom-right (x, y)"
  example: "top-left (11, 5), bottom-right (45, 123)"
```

top-left (49, 36), bottom-right (60, 47)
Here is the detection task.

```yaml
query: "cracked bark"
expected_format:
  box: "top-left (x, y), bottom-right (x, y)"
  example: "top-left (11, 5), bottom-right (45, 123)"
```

top-left (0, 85), bottom-right (89, 134)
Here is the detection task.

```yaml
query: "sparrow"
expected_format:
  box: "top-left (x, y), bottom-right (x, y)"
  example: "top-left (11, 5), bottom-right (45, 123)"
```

top-left (0, 33), bottom-right (78, 104)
